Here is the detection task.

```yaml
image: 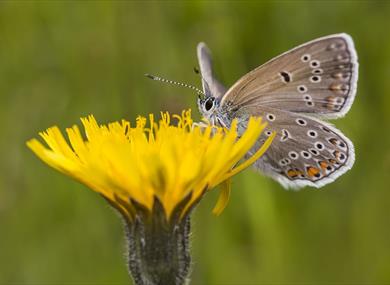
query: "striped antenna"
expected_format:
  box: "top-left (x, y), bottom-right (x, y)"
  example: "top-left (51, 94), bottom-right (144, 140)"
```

top-left (145, 73), bottom-right (204, 95)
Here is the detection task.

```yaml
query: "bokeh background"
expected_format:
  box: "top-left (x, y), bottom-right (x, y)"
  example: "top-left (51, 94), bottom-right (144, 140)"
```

top-left (1, 1), bottom-right (389, 284)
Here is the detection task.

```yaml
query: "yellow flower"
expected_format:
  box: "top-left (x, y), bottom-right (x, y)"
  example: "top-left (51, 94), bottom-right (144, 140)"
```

top-left (26, 110), bottom-right (274, 221)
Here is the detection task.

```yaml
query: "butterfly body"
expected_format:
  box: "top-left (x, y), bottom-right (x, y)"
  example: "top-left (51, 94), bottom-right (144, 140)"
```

top-left (197, 34), bottom-right (358, 189)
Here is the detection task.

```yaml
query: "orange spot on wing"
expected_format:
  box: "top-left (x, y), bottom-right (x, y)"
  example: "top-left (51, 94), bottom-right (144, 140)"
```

top-left (329, 138), bottom-right (338, 145)
top-left (287, 169), bottom-right (297, 178)
top-left (329, 83), bottom-right (348, 95)
top-left (306, 166), bottom-right (321, 178)
top-left (319, 161), bottom-right (328, 170)
top-left (287, 169), bottom-right (302, 179)
top-left (325, 96), bottom-right (335, 110)
top-left (333, 150), bottom-right (341, 161)
top-left (329, 84), bottom-right (341, 91)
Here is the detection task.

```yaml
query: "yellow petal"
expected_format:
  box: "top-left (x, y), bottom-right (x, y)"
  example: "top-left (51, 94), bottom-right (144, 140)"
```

top-left (212, 178), bottom-right (231, 216)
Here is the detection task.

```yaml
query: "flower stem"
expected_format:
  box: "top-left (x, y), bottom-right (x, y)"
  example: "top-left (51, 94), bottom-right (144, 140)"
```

top-left (124, 199), bottom-right (191, 285)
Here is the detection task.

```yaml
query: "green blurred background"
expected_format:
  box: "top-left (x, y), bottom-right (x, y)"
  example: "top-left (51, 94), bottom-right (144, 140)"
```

top-left (1, 1), bottom-right (389, 284)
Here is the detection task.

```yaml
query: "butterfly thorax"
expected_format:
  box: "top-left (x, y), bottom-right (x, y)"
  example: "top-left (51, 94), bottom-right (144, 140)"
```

top-left (198, 96), bottom-right (237, 128)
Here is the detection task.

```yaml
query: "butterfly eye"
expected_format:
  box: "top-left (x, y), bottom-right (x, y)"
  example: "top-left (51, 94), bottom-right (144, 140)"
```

top-left (204, 98), bottom-right (214, 111)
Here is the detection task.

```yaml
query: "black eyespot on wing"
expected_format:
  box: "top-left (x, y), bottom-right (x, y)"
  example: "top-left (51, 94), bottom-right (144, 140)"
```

top-left (311, 76), bottom-right (320, 82)
top-left (298, 86), bottom-right (306, 92)
top-left (280, 71), bottom-right (291, 83)
top-left (315, 142), bottom-right (324, 150)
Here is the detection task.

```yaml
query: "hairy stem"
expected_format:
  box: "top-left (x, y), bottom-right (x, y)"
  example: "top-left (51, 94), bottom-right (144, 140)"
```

top-left (124, 200), bottom-right (191, 285)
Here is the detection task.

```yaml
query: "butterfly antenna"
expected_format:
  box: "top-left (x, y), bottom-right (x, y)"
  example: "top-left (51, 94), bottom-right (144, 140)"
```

top-left (145, 73), bottom-right (204, 95)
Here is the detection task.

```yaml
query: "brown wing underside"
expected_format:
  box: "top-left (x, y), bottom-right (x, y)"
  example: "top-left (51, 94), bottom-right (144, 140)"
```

top-left (221, 34), bottom-right (358, 119)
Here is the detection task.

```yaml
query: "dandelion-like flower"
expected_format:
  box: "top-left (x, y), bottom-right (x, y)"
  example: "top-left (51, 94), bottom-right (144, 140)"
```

top-left (27, 110), bottom-right (274, 285)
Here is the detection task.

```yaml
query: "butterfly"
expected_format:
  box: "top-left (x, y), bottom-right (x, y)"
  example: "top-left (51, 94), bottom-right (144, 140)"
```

top-left (196, 34), bottom-right (358, 189)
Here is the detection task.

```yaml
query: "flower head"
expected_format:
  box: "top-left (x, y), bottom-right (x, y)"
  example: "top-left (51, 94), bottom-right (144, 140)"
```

top-left (27, 110), bottom-right (274, 222)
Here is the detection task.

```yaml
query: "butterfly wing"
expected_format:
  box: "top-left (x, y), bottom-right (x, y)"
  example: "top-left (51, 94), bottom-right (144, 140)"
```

top-left (234, 105), bottom-right (354, 189)
top-left (221, 33), bottom-right (358, 119)
top-left (197, 42), bottom-right (227, 98)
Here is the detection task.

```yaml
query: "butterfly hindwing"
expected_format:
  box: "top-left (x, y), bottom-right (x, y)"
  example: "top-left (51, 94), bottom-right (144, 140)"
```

top-left (197, 42), bottom-right (227, 98)
top-left (234, 106), bottom-right (354, 189)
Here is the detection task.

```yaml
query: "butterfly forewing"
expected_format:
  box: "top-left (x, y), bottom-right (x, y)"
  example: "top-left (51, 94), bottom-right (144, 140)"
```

top-left (220, 34), bottom-right (358, 119)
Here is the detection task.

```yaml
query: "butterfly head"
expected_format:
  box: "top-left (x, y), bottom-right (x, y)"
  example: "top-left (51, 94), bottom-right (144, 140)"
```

top-left (197, 95), bottom-right (219, 121)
